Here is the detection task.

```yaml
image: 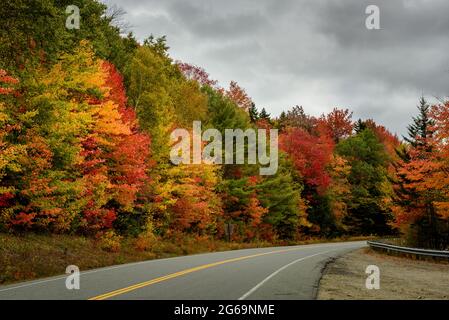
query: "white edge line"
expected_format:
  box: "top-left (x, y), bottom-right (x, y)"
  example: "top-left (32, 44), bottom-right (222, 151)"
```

top-left (238, 250), bottom-right (334, 300)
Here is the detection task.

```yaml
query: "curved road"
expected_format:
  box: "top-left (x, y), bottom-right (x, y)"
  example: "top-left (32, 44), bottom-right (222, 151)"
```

top-left (0, 241), bottom-right (366, 300)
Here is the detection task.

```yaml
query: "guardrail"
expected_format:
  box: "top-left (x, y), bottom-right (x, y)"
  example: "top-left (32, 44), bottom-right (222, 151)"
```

top-left (367, 240), bottom-right (449, 259)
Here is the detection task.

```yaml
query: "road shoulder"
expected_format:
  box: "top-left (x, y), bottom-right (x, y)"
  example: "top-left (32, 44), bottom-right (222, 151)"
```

top-left (317, 248), bottom-right (449, 300)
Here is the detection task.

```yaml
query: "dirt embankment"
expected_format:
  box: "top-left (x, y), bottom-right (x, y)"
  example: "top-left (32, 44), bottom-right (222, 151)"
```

top-left (318, 248), bottom-right (449, 300)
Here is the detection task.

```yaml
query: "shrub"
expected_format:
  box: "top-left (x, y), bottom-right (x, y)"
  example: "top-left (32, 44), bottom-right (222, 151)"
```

top-left (134, 232), bottom-right (157, 252)
top-left (98, 231), bottom-right (122, 253)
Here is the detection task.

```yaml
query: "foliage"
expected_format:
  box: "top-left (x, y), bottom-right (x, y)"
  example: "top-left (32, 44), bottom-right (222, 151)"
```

top-left (0, 43), bottom-right (151, 234)
top-left (318, 108), bottom-right (353, 143)
top-left (336, 129), bottom-right (394, 235)
top-left (0, 0), bottom-right (138, 74)
top-left (392, 100), bottom-right (449, 249)
top-left (3, 0), bottom-right (444, 248)
top-left (226, 81), bottom-right (253, 111)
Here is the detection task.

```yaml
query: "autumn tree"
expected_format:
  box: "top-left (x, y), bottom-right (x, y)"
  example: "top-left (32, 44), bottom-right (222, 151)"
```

top-left (319, 108), bottom-right (353, 143)
top-left (324, 155), bottom-right (352, 233)
top-left (280, 128), bottom-right (334, 194)
top-left (279, 126), bottom-right (336, 235)
top-left (0, 44), bottom-right (102, 231)
top-left (226, 81), bottom-right (253, 112)
top-left (158, 164), bottom-right (223, 236)
top-left (393, 99), bottom-right (449, 248)
top-left (220, 176), bottom-right (266, 241)
top-left (176, 62), bottom-right (218, 88)
top-left (91, 61), bottom-right (152, 235)
top-left (0, 70), bottom-right (25, 230)
top-left (125, 44), bottom-right (177, 161)
top-left (0, 43), bottom-right (153, 234)
top-left (1, 0), bottom-right (425, 244)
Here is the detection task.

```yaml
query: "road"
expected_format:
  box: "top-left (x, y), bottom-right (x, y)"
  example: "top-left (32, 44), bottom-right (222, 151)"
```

top-left (0, 241), bottom-right (366, 300)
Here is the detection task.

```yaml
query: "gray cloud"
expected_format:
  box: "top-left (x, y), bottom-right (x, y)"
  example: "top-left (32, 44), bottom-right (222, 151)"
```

top-left (102, 0), bottom-right (449, 136)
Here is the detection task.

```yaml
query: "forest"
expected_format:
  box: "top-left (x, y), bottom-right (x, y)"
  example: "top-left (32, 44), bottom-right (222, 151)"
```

top-left (1, 0), bottom-right (448, 251)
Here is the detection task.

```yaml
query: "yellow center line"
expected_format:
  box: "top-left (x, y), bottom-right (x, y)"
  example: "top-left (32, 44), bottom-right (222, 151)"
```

top-left (88, 247), bottom-right (302, 300)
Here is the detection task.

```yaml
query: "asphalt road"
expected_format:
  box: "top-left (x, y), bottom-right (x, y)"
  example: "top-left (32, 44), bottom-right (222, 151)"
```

top-left (0, 241), bottom-right (366, 300)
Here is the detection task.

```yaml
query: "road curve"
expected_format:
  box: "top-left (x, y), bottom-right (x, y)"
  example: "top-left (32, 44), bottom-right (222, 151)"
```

top-left (0, 241), bottom-right (366, 300)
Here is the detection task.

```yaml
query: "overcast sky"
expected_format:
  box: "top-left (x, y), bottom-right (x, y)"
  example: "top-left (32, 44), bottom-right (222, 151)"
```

top-left (102, 0), bottom-right (449, 136)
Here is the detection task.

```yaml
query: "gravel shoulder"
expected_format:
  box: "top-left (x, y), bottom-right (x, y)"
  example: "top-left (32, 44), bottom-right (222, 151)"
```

top-left (318, 248), bottom-right (449, 300)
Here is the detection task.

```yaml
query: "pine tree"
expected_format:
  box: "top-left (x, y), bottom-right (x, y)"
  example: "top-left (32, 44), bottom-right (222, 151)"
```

top-left (393, 97), bottom-right (440, 248)
top-left (403, 96), bottom-right (434, 150)
top-left (259, 108), bottom-right (271, 122)
top-left (248, 103), bottom-right (259, 123)
top-left (354, 119), bottom-right (367, 134)
top-left (277, 111), bottom-right (287, 131)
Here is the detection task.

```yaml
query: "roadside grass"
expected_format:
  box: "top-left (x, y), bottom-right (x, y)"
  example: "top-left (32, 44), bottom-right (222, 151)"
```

top-left (0, 233), bottom-right (374, 285)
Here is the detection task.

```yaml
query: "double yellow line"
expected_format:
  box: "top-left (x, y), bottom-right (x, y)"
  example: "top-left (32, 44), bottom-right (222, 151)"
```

top-left (89, 247), bottom-right (300, 300)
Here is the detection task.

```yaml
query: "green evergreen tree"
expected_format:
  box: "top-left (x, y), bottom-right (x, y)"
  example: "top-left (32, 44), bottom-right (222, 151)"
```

top-left (336, 129), bottom-right (394, 235)
top-left (354, 119), bottom-right (367, 134)
top-left (276, 111), bottom-right (287, 131)
top-left (248, 103), bottom-right (259, 123)
top-left (258, 154), bottom-right (306, 239)
top-left (258, 107), bottom-right (271, 122)
top-left (403, 96), bottom-right (434, 150)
